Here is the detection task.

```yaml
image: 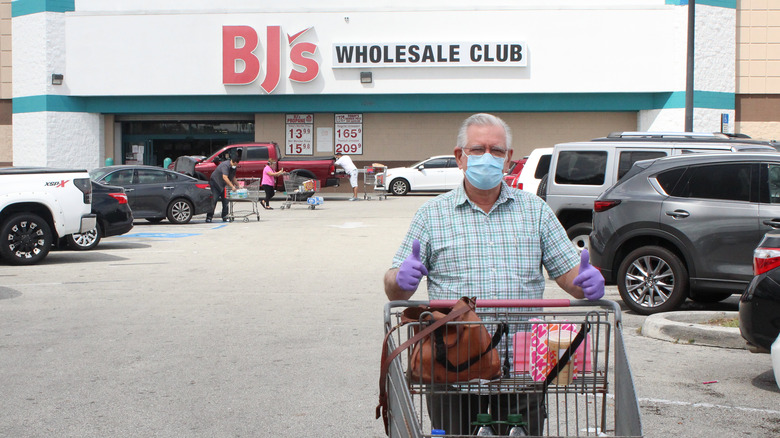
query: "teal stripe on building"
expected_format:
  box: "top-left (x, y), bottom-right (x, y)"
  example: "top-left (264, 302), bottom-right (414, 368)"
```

top-left (12, 0), bottom-right (75, 17)
top-left (12, 92), bottom-right (735, 114)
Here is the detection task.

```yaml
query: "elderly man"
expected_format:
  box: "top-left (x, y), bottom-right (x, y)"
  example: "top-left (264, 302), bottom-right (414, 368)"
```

top-left (384, 113), bottom-right (604, 435)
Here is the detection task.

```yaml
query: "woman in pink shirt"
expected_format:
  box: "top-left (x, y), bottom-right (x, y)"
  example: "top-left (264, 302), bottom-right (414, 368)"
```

top-left (260, 158), bottom-right (285, 209)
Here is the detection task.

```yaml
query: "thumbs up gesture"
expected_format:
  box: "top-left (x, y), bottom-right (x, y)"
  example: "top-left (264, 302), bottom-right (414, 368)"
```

top-left (396, 239), bottom-right (429, 292)
top-left (573, 249), bottom-right (605, 300)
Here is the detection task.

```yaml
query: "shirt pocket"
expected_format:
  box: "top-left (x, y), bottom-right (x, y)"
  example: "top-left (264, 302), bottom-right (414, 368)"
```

top-left (505, 236), bottom-right (543, 282)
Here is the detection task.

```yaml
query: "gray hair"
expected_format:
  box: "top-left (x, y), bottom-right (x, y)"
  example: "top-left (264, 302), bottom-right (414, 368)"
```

top-left (456, 113), bottom-right (513, 151)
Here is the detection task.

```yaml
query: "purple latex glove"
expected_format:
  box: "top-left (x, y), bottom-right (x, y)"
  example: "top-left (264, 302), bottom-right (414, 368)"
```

top-left (396, 239), bottom-right (429, 292)
top-left (573, 249), bottom-right (605, 300)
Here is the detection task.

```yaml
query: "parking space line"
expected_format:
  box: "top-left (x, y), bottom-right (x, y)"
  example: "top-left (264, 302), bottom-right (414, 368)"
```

top-left (628, 395), bottom-right (780, 415)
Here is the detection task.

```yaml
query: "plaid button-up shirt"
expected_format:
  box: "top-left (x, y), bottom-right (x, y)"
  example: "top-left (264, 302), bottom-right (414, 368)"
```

top-left (392, 183), bottom-right (579, 301)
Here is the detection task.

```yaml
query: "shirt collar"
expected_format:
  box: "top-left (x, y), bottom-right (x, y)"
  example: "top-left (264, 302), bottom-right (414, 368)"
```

top-left (454, 181), bottom-right (517, 209)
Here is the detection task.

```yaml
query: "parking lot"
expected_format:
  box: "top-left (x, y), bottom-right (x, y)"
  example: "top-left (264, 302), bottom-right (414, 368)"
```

top-left (1, 194), bottom-right (779, 437)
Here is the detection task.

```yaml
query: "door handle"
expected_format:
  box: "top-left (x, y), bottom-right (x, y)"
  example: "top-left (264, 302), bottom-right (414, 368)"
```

top-left (124, 188), bottom-right (134, 192)
top-left (665, 209), bottom-right (690, 219)
top-left (763, 219), bottom-right (780, 229)
top-left (163, 186), bottom-right (174, 190)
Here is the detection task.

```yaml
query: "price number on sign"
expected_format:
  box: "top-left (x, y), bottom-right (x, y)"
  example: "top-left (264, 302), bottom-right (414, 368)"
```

top-left (286, 124), bottom-right (313, 155)
top-left (336, 128), bottom-right (362, 139)
top-left (335, 143), bottom-right (362, 154)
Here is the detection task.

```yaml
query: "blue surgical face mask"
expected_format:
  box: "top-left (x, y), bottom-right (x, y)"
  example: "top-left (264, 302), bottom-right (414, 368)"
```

top-left (464, 152), bottom-right (505, 190)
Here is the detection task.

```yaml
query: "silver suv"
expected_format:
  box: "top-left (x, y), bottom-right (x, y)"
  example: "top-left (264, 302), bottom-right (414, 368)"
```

top-left (589, 152), bottom-right (780, 315)
top-left (541, 132), bottom-right (779, 251)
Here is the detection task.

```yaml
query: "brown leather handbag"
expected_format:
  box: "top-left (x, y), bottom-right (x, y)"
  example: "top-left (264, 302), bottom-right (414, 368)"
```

top-left (377, 297), bottom-right (506, 433)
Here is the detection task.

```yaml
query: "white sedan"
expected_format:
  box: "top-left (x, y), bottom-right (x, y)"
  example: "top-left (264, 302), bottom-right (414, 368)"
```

top-left (377, 155), bottom-right (462, 195)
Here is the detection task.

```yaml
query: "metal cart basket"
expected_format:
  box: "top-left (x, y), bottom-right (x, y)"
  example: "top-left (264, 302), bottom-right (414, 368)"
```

top-left (225, 179), bottom-right (262, 222)
top-left (280, 173), bottom-right (320, 210)
top-left (381, 299), bottom-right (642, 438)
top-left (363, 166), bottom-right (388, 200)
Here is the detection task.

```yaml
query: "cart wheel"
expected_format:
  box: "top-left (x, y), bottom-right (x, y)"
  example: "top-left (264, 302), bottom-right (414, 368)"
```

top-left (256, 215), bottom-right (260, 221)
top-left (309, 205), bottom-right (315, 210)
top-left (243, 217), bottom-right (249, 222)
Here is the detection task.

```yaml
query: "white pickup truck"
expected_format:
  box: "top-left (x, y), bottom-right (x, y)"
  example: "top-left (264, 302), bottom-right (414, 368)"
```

top-left (0, 167), bottom-right (96, 265)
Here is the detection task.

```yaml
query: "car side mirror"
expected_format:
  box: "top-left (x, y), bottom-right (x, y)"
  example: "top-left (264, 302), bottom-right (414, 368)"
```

top-left (417, 165), bottom-right (425, 171)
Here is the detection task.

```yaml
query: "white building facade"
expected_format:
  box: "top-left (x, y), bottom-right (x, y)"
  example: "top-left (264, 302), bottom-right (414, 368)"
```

top-left (12, 0), bottom-right (739, 169)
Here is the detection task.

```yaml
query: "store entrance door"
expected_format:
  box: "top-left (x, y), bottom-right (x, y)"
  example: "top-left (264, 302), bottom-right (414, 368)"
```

top-left (144, 139), bottom-right (230, 167)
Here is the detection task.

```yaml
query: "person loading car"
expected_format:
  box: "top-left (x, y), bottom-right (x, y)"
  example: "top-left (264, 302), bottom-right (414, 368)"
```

top-left (206, 152), bottom-right (240, 223)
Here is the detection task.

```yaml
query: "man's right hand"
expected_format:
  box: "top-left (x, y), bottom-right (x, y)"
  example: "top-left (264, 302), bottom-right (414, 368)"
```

top-left (396, 239), bottom-right (428, 291)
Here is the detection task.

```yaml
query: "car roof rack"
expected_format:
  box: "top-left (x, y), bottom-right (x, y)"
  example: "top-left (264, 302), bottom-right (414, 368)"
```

top-left (605, 131), bottom-right (728, 139)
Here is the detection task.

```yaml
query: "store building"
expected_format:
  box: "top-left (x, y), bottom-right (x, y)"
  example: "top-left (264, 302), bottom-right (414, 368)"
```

top-left (8, 0), bottom-right (777, 170)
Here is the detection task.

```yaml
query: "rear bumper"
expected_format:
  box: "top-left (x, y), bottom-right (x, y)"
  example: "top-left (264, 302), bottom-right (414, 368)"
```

top-left (324, 177), bottom-right (339, 188)
top-left (79, 214), bottom-right (97, 233)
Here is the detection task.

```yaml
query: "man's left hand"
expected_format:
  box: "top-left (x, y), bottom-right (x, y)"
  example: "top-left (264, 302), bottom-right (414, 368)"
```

top-left (573, 249), bottom-right (605, 300)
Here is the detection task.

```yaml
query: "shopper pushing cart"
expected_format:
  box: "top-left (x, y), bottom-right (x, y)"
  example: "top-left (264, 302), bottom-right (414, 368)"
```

top-left (280, 173), bottom-right (322, 210)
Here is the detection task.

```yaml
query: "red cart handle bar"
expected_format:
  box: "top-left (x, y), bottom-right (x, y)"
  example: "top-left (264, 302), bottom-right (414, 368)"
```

top-left (429, 299), bottom-right (572, 308)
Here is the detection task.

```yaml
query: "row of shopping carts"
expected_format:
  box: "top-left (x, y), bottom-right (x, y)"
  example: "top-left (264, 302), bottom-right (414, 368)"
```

top-left (361, 165), bottom-right (388, 200)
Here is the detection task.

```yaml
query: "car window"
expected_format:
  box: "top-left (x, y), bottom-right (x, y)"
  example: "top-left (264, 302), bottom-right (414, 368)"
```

top-left (768, 164), bottom-right (780, 204)
top-left (137, 169), bottom-right (167, 184)
top-left (617, 151), bottom-right (667, 180)
top-left (245, 147), bottom-right (269, 160)
top-left (656, 167), bottom-right (687, 194)
top-left (534, 154), bottom-right (551, 179)
top-left (672, 163), bottom-right (752, 202)
top-left (423, 158), bottom-right (449, 169)
top-left (104, 169), bottom-right (134, 185)
top-left (447, 158), bottom-right (458, 168)
top-left (554, 151), bottom-right (607, 185)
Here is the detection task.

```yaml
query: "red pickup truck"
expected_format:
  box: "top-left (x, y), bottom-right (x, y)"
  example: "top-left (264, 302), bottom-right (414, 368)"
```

top-left (180, 143), bottom-right (339, 191)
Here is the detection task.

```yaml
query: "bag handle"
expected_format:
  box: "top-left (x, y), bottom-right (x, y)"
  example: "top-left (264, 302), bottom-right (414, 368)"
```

top-left (543, 322), bottom-right (589, 389)
top-left (376, 301), bottom-right (472, 434)
top-left (433, 323), bottom-right (508, 373)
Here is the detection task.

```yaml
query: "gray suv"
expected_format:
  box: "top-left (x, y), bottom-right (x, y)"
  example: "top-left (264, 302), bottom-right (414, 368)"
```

top-left (541, 132), bottom-right (779, 251)
top-left (589, 152), bottom-right (780, 315)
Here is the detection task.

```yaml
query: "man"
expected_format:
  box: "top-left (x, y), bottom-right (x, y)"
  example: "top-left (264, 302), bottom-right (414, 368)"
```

top-left (335, 152), bottom-right (359, 201)
top-left (206, 153), bottom-right (240, 223)
top-left (384, 113), bottom-right (605, 435)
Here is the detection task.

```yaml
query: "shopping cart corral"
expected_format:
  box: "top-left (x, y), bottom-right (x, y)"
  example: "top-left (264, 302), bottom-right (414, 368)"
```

top-left (281, 173), bottom-right (322, 210)
top-left (226, 179), bottom-right (262, 222)
top-left (363, 165), bottom-right (388, 200)
top-left (379, 298), bottom-right (642, 437)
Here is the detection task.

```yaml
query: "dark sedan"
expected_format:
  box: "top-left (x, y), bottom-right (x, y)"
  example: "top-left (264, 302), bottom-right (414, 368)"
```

top-left (740, 230), bottom-right (780, 353)
top-left (62, 181), bottom-right (134, 250)
top-left (89, 165), bottom-right (213, 224)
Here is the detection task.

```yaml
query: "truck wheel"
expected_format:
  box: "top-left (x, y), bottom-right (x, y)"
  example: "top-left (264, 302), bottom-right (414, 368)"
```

top-left (536, 174), bottom-right (548, 201)
top-left (617, 245), bottom-right (688, 315)
top-left (566, 222), bottom-right (591, 253)
top-left (0, 213), bottom-right (53, 265)
top-left (167, 198), bottom-right (194, 224)
top-left (66, 224), bottom-right (102, 251)
top-left (390, 178), bottom-right (409, 196)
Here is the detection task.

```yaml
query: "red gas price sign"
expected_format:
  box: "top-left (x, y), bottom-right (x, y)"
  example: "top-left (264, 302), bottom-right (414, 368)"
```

top-left (286, 114), bottom-right (314, 155)
top-left (335, 113), bottom-right (363, 155)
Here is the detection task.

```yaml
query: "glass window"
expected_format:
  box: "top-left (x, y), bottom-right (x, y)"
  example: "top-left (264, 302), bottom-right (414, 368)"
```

top-left (137, 169), bottom-right (167, 184)
top-left (245, 147), bottom-right (269, 160)
top-left (447, 158), bottom-right (459, 168)
top-left (423, 158), bottom-right (449, 169)
top-left (656, 167), bottom-right (686, 195)
top-left (103, 169), bottom-right (134, 185)
top-left (534, 155), bottom-right (551, 179)
top-left (674, 163), bottom-right (752, 202)
top-left (618, 151), bottom-right (667, 180)
top-left (768, 164), bottom-right (780, 204)
top-left (554, 151), bottom-right (608, 185)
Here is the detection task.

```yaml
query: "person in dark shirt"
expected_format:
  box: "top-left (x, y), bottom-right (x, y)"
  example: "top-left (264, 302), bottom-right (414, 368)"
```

top-left (206, 155), bottom-right (239, 223)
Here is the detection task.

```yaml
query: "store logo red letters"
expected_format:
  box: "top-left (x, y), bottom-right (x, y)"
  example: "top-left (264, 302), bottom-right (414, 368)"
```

top-left (223, 25), bottom-right (319, 93)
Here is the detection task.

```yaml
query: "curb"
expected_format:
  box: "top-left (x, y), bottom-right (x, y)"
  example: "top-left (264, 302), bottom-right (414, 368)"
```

top-left (641, 311), bottom-right (746, 349)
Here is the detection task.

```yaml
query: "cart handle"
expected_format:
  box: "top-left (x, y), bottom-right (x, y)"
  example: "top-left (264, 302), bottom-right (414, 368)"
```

top-left (429, 299), bottom-right (572, 308)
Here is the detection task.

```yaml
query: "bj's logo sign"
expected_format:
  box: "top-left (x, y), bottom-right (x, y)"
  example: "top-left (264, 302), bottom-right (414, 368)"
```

top-left (223, 25), bottom-right (319, 93)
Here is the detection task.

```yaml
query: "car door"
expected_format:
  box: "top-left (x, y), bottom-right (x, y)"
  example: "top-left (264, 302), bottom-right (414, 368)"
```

top-left (661, 162), bottom-right (759, 283)
top-left (415, 157), bottom-right (450, 190)
top-left (132, 168), bottom-right (172, 218)
top-left (758, 162), bottom-right (780, 239)
top-left (239, 146), bottom-right (269, 178)
top-left (444, 157), bottom-right (464, 189)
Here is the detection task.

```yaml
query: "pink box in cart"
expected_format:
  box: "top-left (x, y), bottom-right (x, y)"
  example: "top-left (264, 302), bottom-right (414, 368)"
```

top-left (513, 323), bottom-right (593, 380)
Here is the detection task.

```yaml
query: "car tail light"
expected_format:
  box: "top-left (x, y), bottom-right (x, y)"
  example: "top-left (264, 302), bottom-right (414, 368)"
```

top-left (753, 247), bottom-right (780, 275)
top-left (74, 178), bottom-right (92, 204)
top-left (196, 183), bottom-right (210, 190)
top-left (594, 200), bottom-right (621, 212)
top-left (108, 193), bottom-right (128, 204)
top-left (517, 182), bottom-right (523, 190)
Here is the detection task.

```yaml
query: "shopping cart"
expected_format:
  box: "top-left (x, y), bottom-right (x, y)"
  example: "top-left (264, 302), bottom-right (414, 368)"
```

top-left (280, 173), bottom-right (321, 210)
top-left (362, 166), bottom-right (388, 200)
top-left (225, 179), bottom-right (262, 222)
top-left (380, 299), bottom-right (642, 438)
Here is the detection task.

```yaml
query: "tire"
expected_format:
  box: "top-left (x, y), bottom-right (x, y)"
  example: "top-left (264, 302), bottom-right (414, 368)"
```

top-left (617, 246), bottom-right (689, 315)
top-left (536, 174), bottom-right (548, 201)
top-left (167, 198), bottom-right (194, 224)
top-left (390, 178), bottom-right (410, 196)
top-left (566, 222), bottom-right (591, 253)
top-left (66, 223), bottom-right (102, 251)
top-left (145, 218), bottom-right (164, 224)
top-left (0, 213), bottom-right (53, 265)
